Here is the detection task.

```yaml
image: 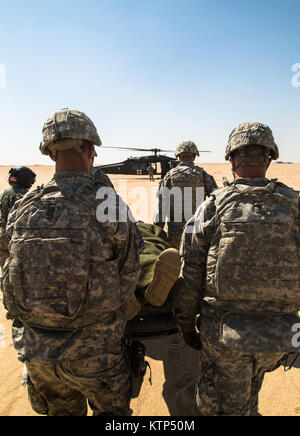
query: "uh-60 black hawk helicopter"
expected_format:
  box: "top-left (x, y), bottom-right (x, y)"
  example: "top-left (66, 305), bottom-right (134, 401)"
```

top-left (96, 146), bottom-right (212, 179)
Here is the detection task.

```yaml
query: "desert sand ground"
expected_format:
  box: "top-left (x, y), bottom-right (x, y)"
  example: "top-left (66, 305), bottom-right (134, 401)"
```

top-left (0, 163), bottom-right (299, 416)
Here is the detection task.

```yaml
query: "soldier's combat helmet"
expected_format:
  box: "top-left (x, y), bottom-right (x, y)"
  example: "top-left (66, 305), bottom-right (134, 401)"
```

top-left (8, 167), bottom-right (36, 189)
top-left (225, 122), bottom-right (279, 162)
top-left (39, 109), bottom-right (102, 158)
top-left (175, 141), bottom-right (200, 158)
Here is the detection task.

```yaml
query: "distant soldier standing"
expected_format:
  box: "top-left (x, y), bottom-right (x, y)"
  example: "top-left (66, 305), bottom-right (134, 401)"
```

top-left (147, 165), bottom-right (155, 182)
top-left (0, 167), bottom-right (36, 267)
top-left (154, 141), bottom-right (217, 249)
top-left (173, 123), bottom-right (300, 415)
top-left (2, 109), bottom-right (143, 416)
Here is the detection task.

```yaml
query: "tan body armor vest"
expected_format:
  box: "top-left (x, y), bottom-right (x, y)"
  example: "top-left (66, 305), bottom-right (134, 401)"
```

top-left (206, 182), bottom-right (300, 308)
top-left (2, 181), bottom-right (122, 331)
top-left (169, 165), bottom-right (204, 224)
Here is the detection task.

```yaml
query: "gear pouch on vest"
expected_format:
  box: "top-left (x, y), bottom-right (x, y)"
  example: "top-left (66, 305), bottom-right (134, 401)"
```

top-left (170, 167), bottom-right (204, 222)
top-left (213, 185), bottom-right (300, 304)
top-left (87, 258), bottom-right (121, 316)
top-left (7, 195), bottom-right (92, 330)
top-left (220, 313), bottom-right (300, 353)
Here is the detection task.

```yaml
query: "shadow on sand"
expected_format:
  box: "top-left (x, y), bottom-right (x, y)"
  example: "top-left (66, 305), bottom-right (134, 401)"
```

top-left (142, 334), bottom-right (201, 416)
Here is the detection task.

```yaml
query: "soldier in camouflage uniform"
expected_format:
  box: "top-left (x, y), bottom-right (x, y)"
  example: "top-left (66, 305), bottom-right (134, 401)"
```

top-left (0, 167), bottom-right (36, 267)
top-left (173, 123), bottom-right (300, 416)
top-left (147, 166), bottom-right (155, 182)
top-left (154, 141), bottom-right (217, 249)
top-left (1, 109), bottom-right (143, 416)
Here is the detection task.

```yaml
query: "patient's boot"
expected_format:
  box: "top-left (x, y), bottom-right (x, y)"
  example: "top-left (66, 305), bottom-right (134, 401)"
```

top-left (145, 248), bottom-right (181, 307)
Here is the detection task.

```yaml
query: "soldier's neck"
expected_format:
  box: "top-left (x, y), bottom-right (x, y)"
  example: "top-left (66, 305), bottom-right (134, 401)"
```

top-left (234, 167), bottom-right (267, 179)
top-left (179, 160), bottom-right (195, 164)
top-left (55, 161), bottom-right (90, 174)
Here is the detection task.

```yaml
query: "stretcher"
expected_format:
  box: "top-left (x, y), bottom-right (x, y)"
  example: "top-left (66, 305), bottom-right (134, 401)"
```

top-left (126, 299), bottom-right (178, 341)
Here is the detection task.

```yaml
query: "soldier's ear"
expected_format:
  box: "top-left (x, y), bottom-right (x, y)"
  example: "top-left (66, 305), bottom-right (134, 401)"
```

top-left (229, 156), bottom-right (235, 168)
top-left (49, 151), bottom-right (56, 162)
top-left (266, 158), bottom-right (272, 170)
top-left (87, 145), bottom-right (95, 161)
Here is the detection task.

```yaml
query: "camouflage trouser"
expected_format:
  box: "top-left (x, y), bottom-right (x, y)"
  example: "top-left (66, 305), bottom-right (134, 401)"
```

top-left (196, 334), bottom-right (286, 416)
top-left (0, 229), bottom-right (8, 269)
top-left (26, 352), bottom-right (131, 416)
top-left (26, 374), bottom-right (49, 415)
top-left (167, 228), bottom-right (184, 251)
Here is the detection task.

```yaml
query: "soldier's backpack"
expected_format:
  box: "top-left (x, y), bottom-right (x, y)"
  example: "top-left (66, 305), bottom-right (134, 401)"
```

top-left (169, 165), bottom-right (205, 223)
top-left (2, 180), bottom-right (121, 331)
top-left (206, 181), bottom-right (300, 305)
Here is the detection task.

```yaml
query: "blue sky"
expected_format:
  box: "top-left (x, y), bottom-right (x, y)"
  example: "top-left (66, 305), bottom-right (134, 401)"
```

top-left (0, 0), bottom-right (300, 166)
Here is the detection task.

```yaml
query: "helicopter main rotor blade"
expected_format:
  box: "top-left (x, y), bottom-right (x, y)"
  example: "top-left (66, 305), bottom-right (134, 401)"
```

top-left (101, 146), bottom-right (212, 153)
top-left (157, 149), bottom-right (213, 153)
top-left (101, 146), bottom-right (151, 152)
top-left (102, 146), bottom-right (176, 154)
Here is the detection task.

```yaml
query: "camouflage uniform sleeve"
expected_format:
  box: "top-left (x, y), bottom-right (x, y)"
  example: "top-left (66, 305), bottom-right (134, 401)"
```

top-left (298, 194), bottom-right (300, 255)
top-left (172, 196), bottom-right (216, 333)
top-left (5, 197), bottom-right (22, 240)
top-left (0, 197), bottom-right (20, 268)
top-left (0, 191), bottom-right (9, 231)
top-left (0, 192), bottom-right (8, 267)
top-left (116, 221), bottom-right (144, 307)
top-left (203, 171), bottom-right (218, 198)
top-left (5, 187), bottom-right (37, 240)
top-left (153, 173), bottom-right (172, 227)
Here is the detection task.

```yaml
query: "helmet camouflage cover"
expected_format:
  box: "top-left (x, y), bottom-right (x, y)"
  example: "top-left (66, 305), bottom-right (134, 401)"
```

top-left (40, 109), bottom-right (102, 156)
top-left (225, 122), bottom-right (279, 161)
top-left (175, 141), bottom-right (200, 158)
